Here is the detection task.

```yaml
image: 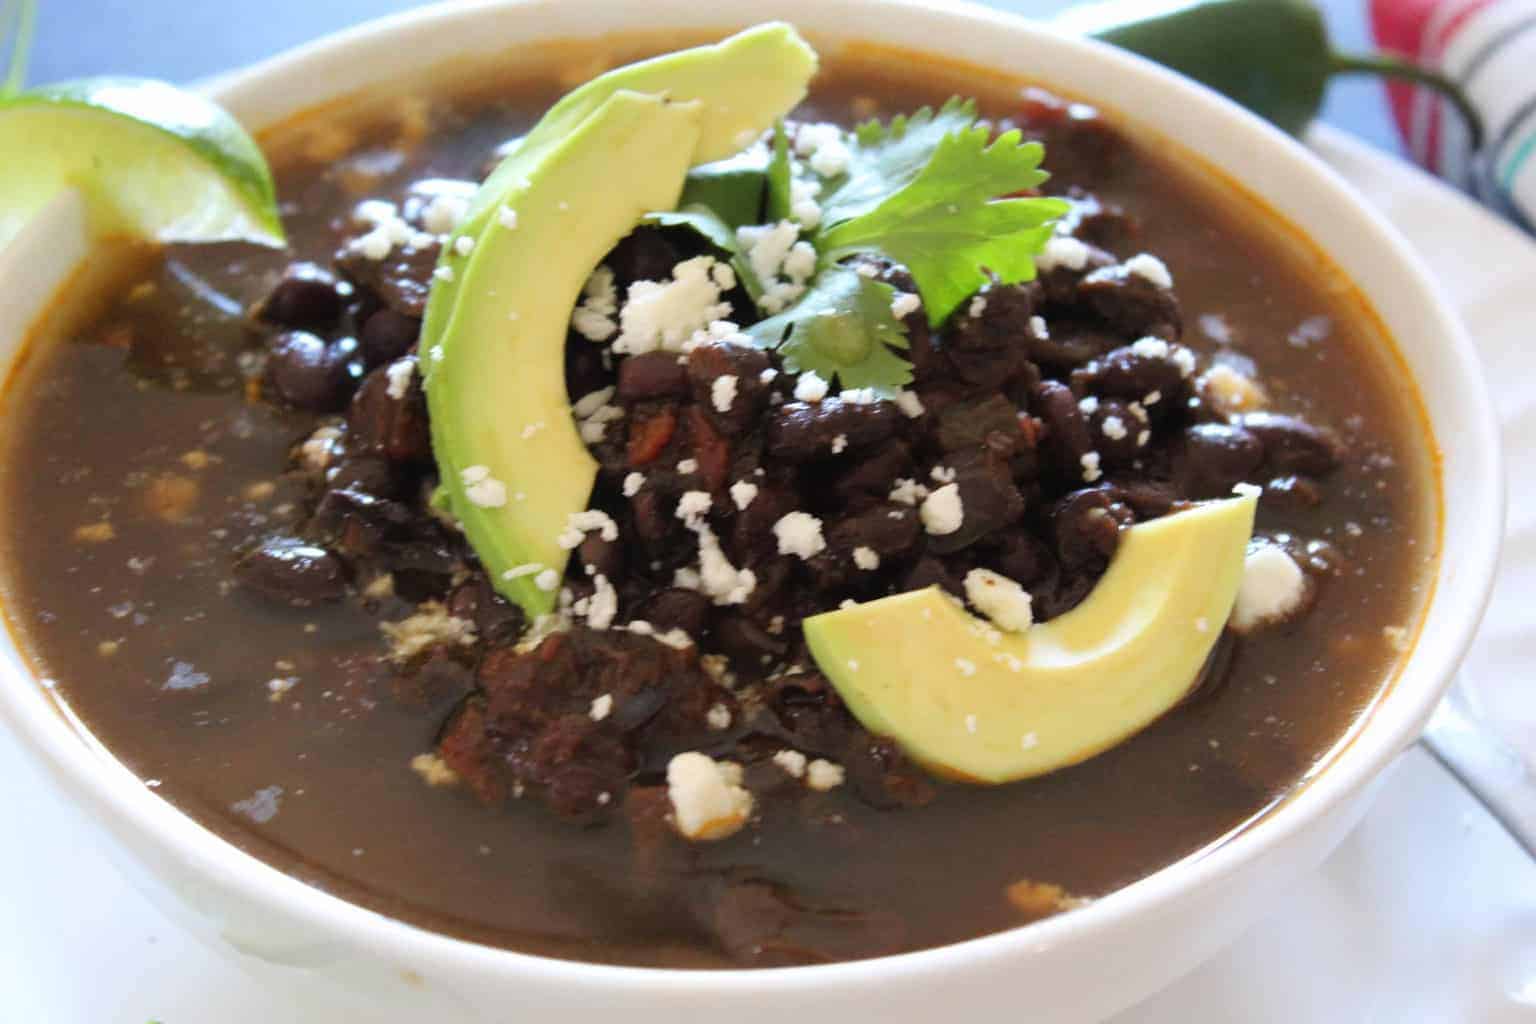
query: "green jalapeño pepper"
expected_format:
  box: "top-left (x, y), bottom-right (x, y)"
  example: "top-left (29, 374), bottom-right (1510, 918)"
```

top-left (1055, 0), bottom-right (1484, 148)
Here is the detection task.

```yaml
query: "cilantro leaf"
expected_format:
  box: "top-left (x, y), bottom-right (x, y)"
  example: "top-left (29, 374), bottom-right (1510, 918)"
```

top-left (820, 124), bottom-right (1069, 325)
top-left (764, 122), bottom-right (793, 223)
top-left (641, 204), bottom-right (763, 300)
top-left (746, 266), bottom-right (911, 395)
top-left (678, 147), bottom-right (769, 229)
top-left (817, 97), bottom-right (978, 226)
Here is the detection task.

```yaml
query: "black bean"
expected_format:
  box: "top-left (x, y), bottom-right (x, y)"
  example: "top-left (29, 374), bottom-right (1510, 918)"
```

top-left (945, 282), bottom-right (1036, 353)
top-left (346, 359), bottom-right (431, 464)
top-left (1034, 380), bottom-right (1094, 479)
top-left (766, 398), bottom-right (900, 462)
top-left (1237, 412), bottom-right (1342, 476)
top-left (712, 612), bottom-right (787, 665)
top-left (902, 556), bottom-right (961, 597)
top-left (605, 226), bottom-right (686, 289)
top-left (1174, 423), bottom-right (1266, 499)
top-left (360, 309), bottom-right (420, 367)
top-left (1084, 397), bottom-right (1145, 466)
top-left (326, 455), bottom-right (401, 500)
top-left (235, 536), bottom-right (349, 605)
top-left (334, 238), bottom-right (440, 318)
top-left (1038, 243), bottom-right (1116, 306)
top-left (937, 394), bottom-right (1024, 455)
top-left (1078, 264), bottom-right (1182, 339)
top-left (1024, 319), bottom-right (1118, 371)
top-left (265, 331), bottom-right (351, 412)
top-left (1108, 477), bottom-right (1180, 518)
top-left (446, 575), bottom-right (526, 647)
top-left (929, 450), bottom-right (1027, 554)
top-left (827, 504), bottom-right (920, 560)
top-left (578, 532), bottom-right (625, 583)
top-left (638, 588), bottom-right (711, 638)
top-left (1079, 341), bottom-right (1191, 404)
top-left (1050, 488), bottom-right (1131, 572)
top-left (687, 341), bottom-right (772, 436)
top-left (544, 761), bottom-right (625, 823)
top-left (253, 262), bottom-right (348, 328)
top-left (618, 352), bottom-right (691, 400)
top-left (843, 735), bottom-right (935, 810)
top-left (830, 440), bottom-right (914, 508)
top-left (986, 532), bottom-right (1053, 587)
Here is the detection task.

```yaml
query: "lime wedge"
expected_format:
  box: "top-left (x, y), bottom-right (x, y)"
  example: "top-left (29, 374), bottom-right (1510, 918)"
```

top-left (0, 76), bottom-right (284, 249)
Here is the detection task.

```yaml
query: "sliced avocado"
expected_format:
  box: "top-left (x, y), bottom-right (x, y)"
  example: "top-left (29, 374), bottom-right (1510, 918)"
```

top-left (424, 91), bottom-right (704, 615)
top-left (423, 23), bottom-right (818, 338)
top-left (803, 494), bottom-right (1258, 784)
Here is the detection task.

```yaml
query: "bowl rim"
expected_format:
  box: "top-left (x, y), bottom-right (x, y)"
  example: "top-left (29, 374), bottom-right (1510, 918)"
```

top-left (0, 0), bottom-right (1504, 996)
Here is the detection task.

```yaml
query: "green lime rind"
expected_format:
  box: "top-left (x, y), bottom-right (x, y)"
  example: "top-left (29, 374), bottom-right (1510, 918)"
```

top-left (0, 76), bottom-right (284, 248)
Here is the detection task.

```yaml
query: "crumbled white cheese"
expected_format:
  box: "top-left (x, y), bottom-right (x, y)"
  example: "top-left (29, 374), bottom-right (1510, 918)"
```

top-left (666, 752), bottom-right (753, 841)
top-left (890, 291), bottom-right (922, 319)
top-left (852, 546), bottom-right (880, 571)
top-left (894, 390), bottom-right (926, 418)
top-left (677, 458), bottom-right (699, 475)
top-left (840, 387), bottom-right (879, 405)
top-left (706, 703), bottom-right (733, 731)
top-left (622, 472), bottom-right (645, 498)
top-left (571, 265), bottom-right (619, 342)
top-left (794, 370), bottom-right (829, 403)
top-left (789, 177), bottom-right (823, 229)
top-left (298, 424), bottom-right (343, 472)
top-left (964, 568), bottom-right (1034, 633)
top-left (502, 563), bottom-right (545, 581)
top-left (1080, 451), bottom-right (1103, 483)
top-left (589, 693), bottom-right (614, 721)
top-left (421, 192), bottom-right (471, 235)
top-left (613, 256), bottom-right (734, 355)
top-left (1171, 347), bottom-right (1197, 378)
top-left (572, 386), bottom-right (615, 419)
top-left (889, 477), bottom-right (928, 506)
top-left (772, 749), bottom-right (808, 779)
top-left (1030, 315), bottom-right (1049, 338)
top-left (676, 491), bottom-right (712, 528)
top-left (460, 465), bottom-right (508, 508)
top-left (453, 235), bottom-right (475, 257)
top-left (930, 465), bottom-right (957, 484)
top-left (921, 483), bottom-right (964, 535)
top-left (956, 658), bottom-right (978, 678)
top-left (759, 367), bottom-right (780, 385)
top-left (1036, 236), bottom-right (1090, 273)
top-left (736, 220), bottom-right (815, 314)
top-left (1130, 336), bottom-right (1170, 360)
top-left (969, 295), bottom-right (988, 318)
top-left (773, 511), bottom-right (827, 560)
top-left (796, 122), bottom-right (852, 177)
top-left (534, 569), bottom-right (560, 592)
top-left (1124, 252), bottom-right (1174, 289)
top-left (729, 480), bottom-right (759, 510)
top-left (1230, 544), bottom-right (1308, 633)
top-left (586, 574), bottom-right (618, 630)
top-left (557, 509), bottom-right (621, 549)
top-left (433, 266), bottom-right (455, 283)
top-left (410, 753), bottom-right (460, 787)
top-left (381, 601), bottom-right (476, 663)
top-left (1200, 364), bottom-right (1268, 415)
top-left (498, 205), bottom-right (519, 230)
top-left (384, 358), bottom-right (415, 400)
top-left (1101, 415), bottom-right (1127, 441)
top-left (1078, 395), bottom-right (1100, 416)
top-left (712, 374), bottom-right (739, 413)
top-left (805, 759), bottom-right (846, 791)
top-left (831, 434), bottom-right (848, 454)
top-left (783, 240), bottom-right (817, 282)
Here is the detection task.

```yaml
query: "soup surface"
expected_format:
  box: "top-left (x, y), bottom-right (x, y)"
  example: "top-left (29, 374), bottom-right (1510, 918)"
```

top-left (0, 39), bottom-right (1436, 967)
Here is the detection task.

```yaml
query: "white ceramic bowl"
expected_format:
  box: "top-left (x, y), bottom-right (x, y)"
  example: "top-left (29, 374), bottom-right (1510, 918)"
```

top-left (0, 1), bottom-right (1503, 1020)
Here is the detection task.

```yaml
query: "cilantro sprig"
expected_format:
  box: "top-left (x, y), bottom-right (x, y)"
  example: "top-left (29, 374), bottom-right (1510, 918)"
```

top-left (645, 97), bottom-right (1068, 396)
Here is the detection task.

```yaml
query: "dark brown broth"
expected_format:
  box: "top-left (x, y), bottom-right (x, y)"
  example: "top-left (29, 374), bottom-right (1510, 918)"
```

top-left (0, 43), bottom-right (1436, 967)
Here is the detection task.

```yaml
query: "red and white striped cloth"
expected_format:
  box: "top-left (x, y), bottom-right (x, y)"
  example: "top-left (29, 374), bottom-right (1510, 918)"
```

top-left (1373, 0), bottom-right (1536, 225)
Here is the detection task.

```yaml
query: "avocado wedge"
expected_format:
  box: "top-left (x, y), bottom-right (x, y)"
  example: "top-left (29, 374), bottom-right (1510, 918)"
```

top-left (422, 24), bottom-right (818, 617)
top-left (803, 493), bottom-right (1258, 784)
top-left (424, 91), bottom-right (703, 615)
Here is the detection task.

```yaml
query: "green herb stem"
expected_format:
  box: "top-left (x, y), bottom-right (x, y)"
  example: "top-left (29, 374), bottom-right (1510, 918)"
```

top-left (1329, 51), bottom-right (1485, 152)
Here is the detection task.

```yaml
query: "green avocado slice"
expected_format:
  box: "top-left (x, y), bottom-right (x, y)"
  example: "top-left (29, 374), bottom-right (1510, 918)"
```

top-left (424, 90), bottom-right (704, 616)
top-left (803, 493), bottom-right (1258, 784)
top-left (421, 23), bottom-right (818, 355)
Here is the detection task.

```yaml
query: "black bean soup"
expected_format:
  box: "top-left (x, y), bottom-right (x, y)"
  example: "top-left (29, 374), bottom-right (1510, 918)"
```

top-left (0, 39), bottom-right (1437, 967)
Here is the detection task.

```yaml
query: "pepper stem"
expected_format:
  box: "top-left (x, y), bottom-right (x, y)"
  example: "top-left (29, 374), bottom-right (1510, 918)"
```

top-left (1330, 51), bottom-right (1485, 152)
top-left (0, 0), bottom-right (36, 98)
